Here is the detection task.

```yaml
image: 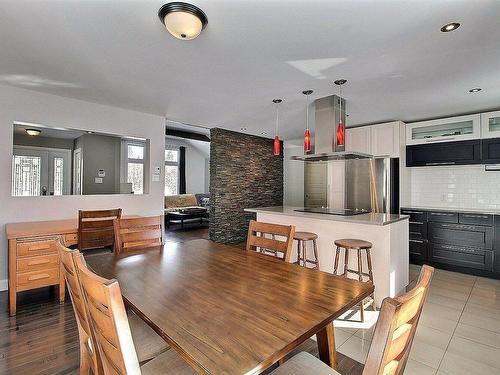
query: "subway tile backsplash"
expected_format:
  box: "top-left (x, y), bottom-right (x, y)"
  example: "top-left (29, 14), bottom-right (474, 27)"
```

top-left (409, 165), bottom-right (500, 209)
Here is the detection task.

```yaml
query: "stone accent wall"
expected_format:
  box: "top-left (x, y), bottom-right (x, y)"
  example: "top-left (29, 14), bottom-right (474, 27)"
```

top-left (209, 128), bottom-right (283, 243)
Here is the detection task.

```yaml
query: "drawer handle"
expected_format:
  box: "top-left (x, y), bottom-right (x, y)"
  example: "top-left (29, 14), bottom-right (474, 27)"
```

top-left (426, 162), bottom-right (456, 166)
top-left (463, 214), bottom-right (489, 219)
top-left (402, 211), bottom-right (424, 214)
top-left (28, 273), bottom-right (50, 281)
top-left (439, 223), bottom-right (476, 230)
top-left (409, 221), bottom-right (424, 225)
top-left (410, 239), bottom-right (424, 243)
top-left (28, 244), bottom-right (51, 251)
top-left (28, 259), bottom-right (51, 266)
top-left (439, 245), bottom-right (477, 253)
top-left (432, 213), bottom-right (454, 216)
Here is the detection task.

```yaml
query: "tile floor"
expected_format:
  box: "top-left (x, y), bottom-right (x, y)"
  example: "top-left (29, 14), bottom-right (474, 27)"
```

top-left (333, 264), bottom-right (500, 375)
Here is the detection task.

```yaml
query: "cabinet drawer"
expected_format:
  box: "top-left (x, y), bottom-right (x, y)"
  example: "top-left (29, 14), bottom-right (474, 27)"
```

top-left (428, 212), bottom-right (458, 223)
top-left (17, 255), bottom-right (59, 273)
top-left (459, 213), bottom-right (493, 226)
top-left (409, 222), bottom-right (427, 238)
top-left (16, 239), bottom-right (58, 257)
top-left (430, 243), bottom-right (493, 271)
top-left (64, 233), bottom-right (78, 246)
top-left (401, 209), bottom-right (427, 224)
top-left (429, 223), bottom-right (493, 249)
top-left (409, 239), bottom-right (427, 263)
top-left (16, 268), bottom-right (59, 292)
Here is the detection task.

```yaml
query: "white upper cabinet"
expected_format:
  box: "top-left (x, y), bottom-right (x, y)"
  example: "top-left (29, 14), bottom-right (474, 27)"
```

top-left (370, 121), bottom-right (402, 158)
top-left (406, 114), bottom-right (481, 145)
top-left (481, 110), bottom-right (500, 139)
top-left (346, 126), bottom-right (371, 155)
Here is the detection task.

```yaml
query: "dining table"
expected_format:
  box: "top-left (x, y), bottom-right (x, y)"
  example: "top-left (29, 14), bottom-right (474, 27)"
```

top-left (84, 238), bottom-right (374, 375)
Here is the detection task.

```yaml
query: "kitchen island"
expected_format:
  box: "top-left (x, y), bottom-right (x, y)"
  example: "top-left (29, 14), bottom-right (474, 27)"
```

top-left (245, 206), bottom-right (409, 306)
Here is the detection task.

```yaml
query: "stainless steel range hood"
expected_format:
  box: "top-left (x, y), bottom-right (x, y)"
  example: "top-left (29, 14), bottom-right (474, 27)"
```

top-left (291, 94), bottom-right (373, 161)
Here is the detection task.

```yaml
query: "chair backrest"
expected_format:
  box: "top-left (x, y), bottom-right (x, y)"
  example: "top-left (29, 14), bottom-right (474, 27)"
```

top-left (75, 252), bottom-right (141, 375)
top-left (78, 209), bottom-right (122, 251)
top-left (113, 216), bottom-right (164, 254)
top-left (363, 265), bottom-right (434, 375)
top-left (57, 242), bottom-right (102, 374)
top-left (246, 220), bottom-right (295, 262)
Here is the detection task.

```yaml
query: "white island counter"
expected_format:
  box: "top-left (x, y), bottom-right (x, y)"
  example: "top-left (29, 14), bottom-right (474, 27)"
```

top-left (245, 206), bottom-right (409, 306)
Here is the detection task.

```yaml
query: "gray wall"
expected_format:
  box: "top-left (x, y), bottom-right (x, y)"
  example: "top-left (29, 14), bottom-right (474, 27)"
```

top-left (14, 134), bottom-right (74, 150)
top-left (209, 128), bottom-right (283, 243)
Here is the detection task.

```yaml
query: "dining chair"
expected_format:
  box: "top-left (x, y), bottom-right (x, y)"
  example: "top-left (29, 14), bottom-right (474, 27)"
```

top-left (74, 252), bottom-right (195, 375)
top-left (113, 216), bottom-right (164, 255)
top-left (246, 220), bottom-right (295, 262)
top-left (78, 209), bottom-right (122, 252)
top-left (269, 265), bottom-right (434, 375)
top-left (58, 243), bottom-right (171, 374)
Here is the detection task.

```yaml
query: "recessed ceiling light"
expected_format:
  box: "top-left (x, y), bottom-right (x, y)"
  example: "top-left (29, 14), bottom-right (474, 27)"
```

top-left (25, 129), bottom-right (41, 136)
top-left (158, 2), bottom-right (208, 40)
top-left (87, 131), bottom-right (94, 134)
top-left (240, 127), bottom-right (247, 131)
top-left (440, 22), bottom-right (460, 32)
top-left (469, 88), bottom-right (482, 93)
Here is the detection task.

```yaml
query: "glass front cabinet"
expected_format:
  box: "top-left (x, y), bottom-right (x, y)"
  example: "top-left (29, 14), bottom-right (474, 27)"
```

top-left (406, 114), bottom-right (481, 145)
top-left (481, 110), bottom-right (500, 139)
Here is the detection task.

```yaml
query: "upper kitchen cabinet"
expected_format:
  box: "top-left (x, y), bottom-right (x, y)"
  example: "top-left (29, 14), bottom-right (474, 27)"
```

top-left (481, 110), bottom-right (500, 139)
top-left (406, 114), bottom-right (481, 146)
top-left (370, 121), bottom-right (403, 158)
top-left (346, 126), bottom-right (371, 155)
top-left (346, 121), bottom-right (403, 157)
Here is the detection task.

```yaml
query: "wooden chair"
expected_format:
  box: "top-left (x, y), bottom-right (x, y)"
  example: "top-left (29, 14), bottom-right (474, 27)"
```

top-left (246, 220), bottom-right (295, 262)
top-left (78, 209), bottom-right (122, 251)
top-left (59, 244), bottom-right (171, 374)
top-left (74, 252), bottom-right (195, 375)
top-left (269, 265), bottom-right (434, 375)
top-left (113, 216), bottom-right (164, 255)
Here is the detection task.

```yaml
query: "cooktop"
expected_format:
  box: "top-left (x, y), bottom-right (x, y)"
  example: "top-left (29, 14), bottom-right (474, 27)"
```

top-left (294, 208), bottom-right (372, 216)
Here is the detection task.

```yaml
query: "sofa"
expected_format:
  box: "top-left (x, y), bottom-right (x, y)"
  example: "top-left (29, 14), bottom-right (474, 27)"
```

top-left (164, 194), bottom-right (209, 228)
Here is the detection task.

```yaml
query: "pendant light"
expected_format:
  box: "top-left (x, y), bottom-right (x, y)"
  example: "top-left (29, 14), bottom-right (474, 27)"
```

top-left (272, 99), bottom-right (282, 156)
top-left (334, 79), bottom-right (347, 147)
top-left (302, 90), bottom-right (313, 152)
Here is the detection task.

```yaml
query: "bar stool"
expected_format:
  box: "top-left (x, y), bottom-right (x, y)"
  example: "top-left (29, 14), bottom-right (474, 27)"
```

top-left (333, 238), bottom-right (375, 321)
top-left (294, 232), bottom-right (319, 269)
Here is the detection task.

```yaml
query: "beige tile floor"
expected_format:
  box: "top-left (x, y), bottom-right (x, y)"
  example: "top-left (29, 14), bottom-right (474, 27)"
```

top-left (333, 264), bottom-right (500, 375)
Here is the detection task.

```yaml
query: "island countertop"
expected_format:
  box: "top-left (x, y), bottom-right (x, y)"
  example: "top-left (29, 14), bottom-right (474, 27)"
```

top-left (244, 206), bottom-right (408, 226)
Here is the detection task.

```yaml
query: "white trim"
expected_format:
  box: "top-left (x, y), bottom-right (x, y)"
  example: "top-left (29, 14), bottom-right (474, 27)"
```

top-left (0, 279), bottom-right (8, 291)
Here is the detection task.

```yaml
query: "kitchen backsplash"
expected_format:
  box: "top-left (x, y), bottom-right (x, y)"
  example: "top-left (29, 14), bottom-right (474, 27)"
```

top-left (409, 165), bottom-right (500, 209)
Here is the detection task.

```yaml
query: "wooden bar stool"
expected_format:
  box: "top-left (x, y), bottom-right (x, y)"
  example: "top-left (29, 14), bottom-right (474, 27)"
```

top-left (333, 238), bottom-right (375, 321)
top-left (294, 232), bottom-right (319, 269)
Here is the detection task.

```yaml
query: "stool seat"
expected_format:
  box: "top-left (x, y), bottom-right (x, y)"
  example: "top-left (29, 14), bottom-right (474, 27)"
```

top-left (334, 238), bottom-right (372, 250)
top-left (294, 231), bottom-right (318, 241)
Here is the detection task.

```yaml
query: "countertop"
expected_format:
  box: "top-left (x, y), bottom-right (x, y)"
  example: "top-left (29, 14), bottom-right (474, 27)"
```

top-left (245, 206), bottom-right (409, 226)
top-left (401, 206), bottom-right (500, 215)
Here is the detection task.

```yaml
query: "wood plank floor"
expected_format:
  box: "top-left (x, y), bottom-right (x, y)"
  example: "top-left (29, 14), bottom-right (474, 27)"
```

top-left (0, 227), bottom-right (363, 375)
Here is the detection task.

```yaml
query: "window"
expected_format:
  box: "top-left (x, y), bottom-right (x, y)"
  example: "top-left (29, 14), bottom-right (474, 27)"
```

top-left (165, 147), bottom-right (179, 195)
top-left (53, 157), bottom-right (64, 196)
top-left (12, 155), bottom-right (41, 196)
top-left (126, 143), bottom-right (145, 194)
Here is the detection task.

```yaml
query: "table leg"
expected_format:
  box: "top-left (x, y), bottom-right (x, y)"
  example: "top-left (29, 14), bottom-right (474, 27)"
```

top-left (316, 323), bottom-right (337, 369)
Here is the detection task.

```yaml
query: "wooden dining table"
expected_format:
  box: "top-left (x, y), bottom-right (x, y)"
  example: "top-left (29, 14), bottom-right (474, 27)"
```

top-left (84, 239), bottom-right (374, 375)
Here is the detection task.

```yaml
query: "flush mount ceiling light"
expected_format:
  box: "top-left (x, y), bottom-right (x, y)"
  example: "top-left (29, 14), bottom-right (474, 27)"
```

top-left (440, 22), bottom-right (460, 32)
top-left (158, 2), bottom-right (208, 40)
top-left (25, 129), bottom-right (41, 136)
top-left (469, 88), bottom-right (482, 93)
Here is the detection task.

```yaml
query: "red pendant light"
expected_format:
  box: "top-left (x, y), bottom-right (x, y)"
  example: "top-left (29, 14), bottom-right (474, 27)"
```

top-left (272, 99), bottom-right (282, 156)
top-left (334, 79), bottom-right (347, 147)
top-left (302, 90), bottom-right (313, 152)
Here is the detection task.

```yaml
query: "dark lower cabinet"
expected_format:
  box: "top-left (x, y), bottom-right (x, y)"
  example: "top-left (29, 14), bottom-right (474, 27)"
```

top-left (482, 138), bottom-right (500, 164)
top-left (402, 207), bottom-right (500, 278)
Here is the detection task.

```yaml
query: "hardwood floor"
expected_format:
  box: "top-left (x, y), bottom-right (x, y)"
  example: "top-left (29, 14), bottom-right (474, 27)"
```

top-left (0, 228), bottom-right (363, 375)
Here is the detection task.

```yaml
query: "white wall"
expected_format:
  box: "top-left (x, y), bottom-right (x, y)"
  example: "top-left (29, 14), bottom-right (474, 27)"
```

top-left (165, 137), bottom-right (209, 194)
top-left (0, 84), bottom-right (166, 283)
top-left (408, 165), bottom-right (500, 210)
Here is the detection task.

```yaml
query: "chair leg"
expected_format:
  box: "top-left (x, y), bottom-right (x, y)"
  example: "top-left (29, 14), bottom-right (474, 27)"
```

top-left (366, 247), bottom-right (374, 283)
top-left (342, 248), bottom-right (349, 277)
top-left (333, 246), bottom-right (340, 275)
top-left (301, 240), bottom-right (307, 267)
top-left (312, 239), bottom-right (319, 269)
top-left (296, 240), bottom-right (301, 264)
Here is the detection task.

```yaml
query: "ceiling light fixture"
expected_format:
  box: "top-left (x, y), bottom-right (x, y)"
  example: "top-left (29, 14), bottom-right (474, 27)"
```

top-left (25, 129), bottom-right (41, 136)
top-left (440, 22), bottom-right (460, 32)
top-left (302, 90), bottom-right (313, 153)
top-left (273, 99), bottom-right (282, 156)
top-left (158, 2), bottom-right (208, 40)
top-left (469, 88), bottom-right (482, 93)
top-left (334, 79), bottom-right (347, 147)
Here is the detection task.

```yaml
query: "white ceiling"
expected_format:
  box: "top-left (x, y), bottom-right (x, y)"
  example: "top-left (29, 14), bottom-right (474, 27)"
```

top-left (1, 0), bottom-right (500, 140)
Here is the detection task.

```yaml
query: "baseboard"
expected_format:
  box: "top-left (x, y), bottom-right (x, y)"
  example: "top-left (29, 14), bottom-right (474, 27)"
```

top-left (0, 279), bottom-right (7, 292)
